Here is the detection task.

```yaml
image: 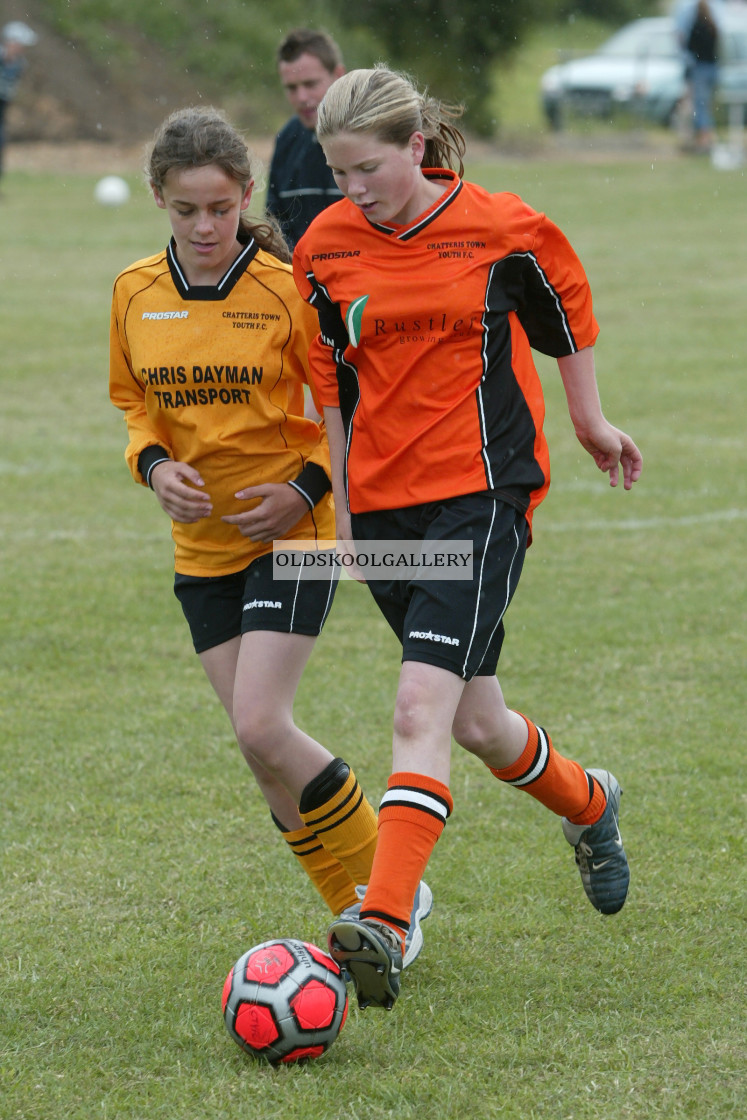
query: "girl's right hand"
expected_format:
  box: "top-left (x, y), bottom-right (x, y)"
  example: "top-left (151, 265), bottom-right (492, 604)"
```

top-left (336, 512), bottom-right (366, 583)
top-left (150, 460), bottom-right (213, 523)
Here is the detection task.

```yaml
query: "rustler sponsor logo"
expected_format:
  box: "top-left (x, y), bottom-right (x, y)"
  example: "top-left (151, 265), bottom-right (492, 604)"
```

top-left (374, 312), bottom-right (478, 336)
top-left (310, 250), bottom-right (361, 261)
top-left (142, 310), bottom-right (189, 320)
top-left (408, 629), bottom-right (460, 646)
top-left (341, 301), bottom-right (479, 348)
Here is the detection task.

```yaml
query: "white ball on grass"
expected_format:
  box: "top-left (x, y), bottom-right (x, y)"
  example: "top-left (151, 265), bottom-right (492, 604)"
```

top-left (94, 175), bottom-right (131, 207)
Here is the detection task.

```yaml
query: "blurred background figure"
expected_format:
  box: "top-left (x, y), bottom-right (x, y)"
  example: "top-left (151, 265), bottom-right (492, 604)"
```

top-left (675, 0), bottom-right (722, 152)
top-left (0, 20), bottom-right (37, 184)
top-left (266, 28), bottom-right (345, 249)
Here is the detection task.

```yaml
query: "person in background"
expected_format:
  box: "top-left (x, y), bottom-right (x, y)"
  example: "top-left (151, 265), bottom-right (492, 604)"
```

top-left (294, 66), bottom-right (642, 1011)
top-left (0, 21), bottom-right (37, 184)
top-left (681, 0), bottom-right (721, 152)
top-left (266, 28), bottom-right (345, 249)
top-left (109, 105), bottom-right (431, 961)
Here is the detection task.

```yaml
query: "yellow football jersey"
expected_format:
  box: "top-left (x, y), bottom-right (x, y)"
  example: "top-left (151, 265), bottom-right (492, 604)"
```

top-left (110, 238), bottom-right (334, 576)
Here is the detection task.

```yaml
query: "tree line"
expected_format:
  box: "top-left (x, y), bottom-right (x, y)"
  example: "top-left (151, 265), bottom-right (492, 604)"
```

top-left (44, 0), bottom-right (659, 135)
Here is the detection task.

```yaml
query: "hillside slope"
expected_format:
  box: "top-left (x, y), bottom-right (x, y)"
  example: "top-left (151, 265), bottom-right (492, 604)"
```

top-left (4, 0), bottom-right (218, 145)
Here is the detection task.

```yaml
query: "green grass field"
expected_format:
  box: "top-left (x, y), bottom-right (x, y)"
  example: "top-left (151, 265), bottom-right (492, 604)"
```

top-left (1, 142), bottom-right (745, 1120)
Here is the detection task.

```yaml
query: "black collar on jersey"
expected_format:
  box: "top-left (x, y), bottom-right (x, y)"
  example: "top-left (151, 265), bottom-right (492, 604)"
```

top-left (166, 234), bottom-right (260, 300)
top-left (368, 170), bottom-right (463, 241)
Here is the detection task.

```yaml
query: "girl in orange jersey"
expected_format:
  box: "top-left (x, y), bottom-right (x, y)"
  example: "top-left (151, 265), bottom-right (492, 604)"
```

top-left (293, 68), bottom-right (643, 1010)
top-left (109, 106), bottom-right (434, 953)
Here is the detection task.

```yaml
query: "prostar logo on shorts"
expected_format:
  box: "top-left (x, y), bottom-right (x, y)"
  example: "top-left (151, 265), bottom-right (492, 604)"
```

top-left (408, 629), bottom-right (460, 647)
top-left (242, 599), bottom-right (282, 611)
top-left (141, 310), bottom-right (189, 320)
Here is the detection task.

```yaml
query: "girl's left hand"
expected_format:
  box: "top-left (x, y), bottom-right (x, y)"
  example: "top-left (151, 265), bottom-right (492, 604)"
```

top-left (576, 422), bottom-right (643, 490)
top-left (222, 483), bottom-right (308, 541)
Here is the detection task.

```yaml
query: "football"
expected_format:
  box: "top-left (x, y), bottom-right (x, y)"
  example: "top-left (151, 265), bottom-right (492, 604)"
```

top-left (93, 175), bottom-right (131, 207)
top-left (222, 938), bottom-right (348, 1065)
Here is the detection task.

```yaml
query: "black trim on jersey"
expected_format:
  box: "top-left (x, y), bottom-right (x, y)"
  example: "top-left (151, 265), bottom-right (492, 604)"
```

top-left (138, 444), bottom-right (172, 487)
top-left (492, 251), bottom-right (578, 357)
top-left (474, 249), bottom-right (579, 500)
top-left (369, 173), bottom-right (463, 241)
top-left (329, 354), bottom-right (360, 514)
top-left (166, 236), bottom-right (260, 300)
top-left (304, 271), bottom-right (360, 509)
top-left (485, 486), bottom-right (531, 515)
top-left (475, 262), bottom-right (548, 499)
top-left (288, 462), bottom-right (330, 510)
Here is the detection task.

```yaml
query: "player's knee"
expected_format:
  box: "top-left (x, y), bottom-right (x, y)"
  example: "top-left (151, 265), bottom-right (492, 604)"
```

top-left (452, 710), bottom-right (489, 755)
top-left (453, 708), bottom-right (515, 762)
top-left (234, 706), bottom-right (293, 771)
top-left (392, 684), bottom-right (437, 744)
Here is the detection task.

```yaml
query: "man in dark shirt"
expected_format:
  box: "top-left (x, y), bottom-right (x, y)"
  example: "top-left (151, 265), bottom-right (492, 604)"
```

top-left (266, 29), bottom-right (345, 249)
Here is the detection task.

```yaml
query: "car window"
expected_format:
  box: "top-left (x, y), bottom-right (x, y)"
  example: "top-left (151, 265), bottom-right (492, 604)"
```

top-left (721, 29), bottom-right (747, 63)
top-left (600, 23), bottom-right (680, 60)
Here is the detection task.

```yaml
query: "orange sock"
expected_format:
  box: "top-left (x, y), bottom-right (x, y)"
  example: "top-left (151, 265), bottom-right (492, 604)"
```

top-left (277, 821), bottom-right (358, 915)
top-left (490, 714), bottom-right (606, 824)
top-left (360, 772), bottom-right (453, 945)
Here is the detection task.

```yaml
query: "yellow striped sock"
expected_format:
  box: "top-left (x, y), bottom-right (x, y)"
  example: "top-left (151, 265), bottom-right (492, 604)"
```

top-left (299, 765), bottom-right (378, 888)
top-left (279, 822), bottom-right (358, 915)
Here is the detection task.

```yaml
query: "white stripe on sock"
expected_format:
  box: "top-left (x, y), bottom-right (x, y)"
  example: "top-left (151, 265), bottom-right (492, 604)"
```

top-left (379, 787), bottom-right (449, 821)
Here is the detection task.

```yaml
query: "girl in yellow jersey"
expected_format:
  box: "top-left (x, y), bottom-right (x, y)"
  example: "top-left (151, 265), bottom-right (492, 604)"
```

top-left (109, 107), bottom-right (434, 951)
top-left (293, 69), bottom-right (643, 1010)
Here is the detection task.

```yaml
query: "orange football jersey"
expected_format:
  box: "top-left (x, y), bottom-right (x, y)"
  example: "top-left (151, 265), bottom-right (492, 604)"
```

top-left (294, 170), bottom-right (599, 533)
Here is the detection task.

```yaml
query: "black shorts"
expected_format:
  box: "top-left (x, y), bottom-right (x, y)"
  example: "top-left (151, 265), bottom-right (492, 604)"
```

top-left (174, 551), bottom-right (339, 654)
top-left (351, 495), bottom-right (528, 681)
